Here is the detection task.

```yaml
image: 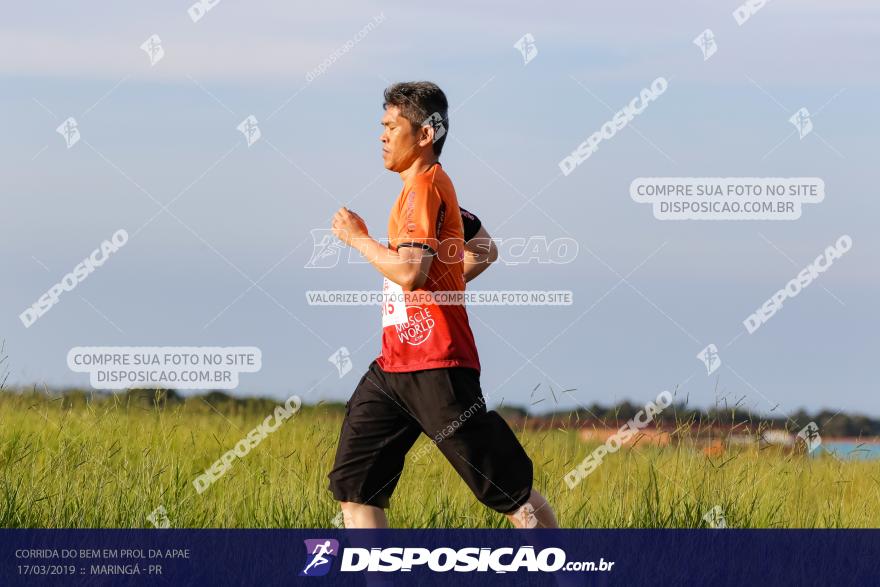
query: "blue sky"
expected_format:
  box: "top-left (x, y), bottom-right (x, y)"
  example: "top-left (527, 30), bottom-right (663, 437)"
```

top-left (2, 1), bottom-right (878, 417)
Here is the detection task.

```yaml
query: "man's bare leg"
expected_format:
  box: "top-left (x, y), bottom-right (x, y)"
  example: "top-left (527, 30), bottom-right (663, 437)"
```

top-left (505, 490), bottom-right (559, 529)
top-left (340, 501), bottom-right (389, 529)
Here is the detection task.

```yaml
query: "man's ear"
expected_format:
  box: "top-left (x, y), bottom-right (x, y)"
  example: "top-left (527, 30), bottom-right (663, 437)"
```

top-left (418, 124), bottom-right (434, 148)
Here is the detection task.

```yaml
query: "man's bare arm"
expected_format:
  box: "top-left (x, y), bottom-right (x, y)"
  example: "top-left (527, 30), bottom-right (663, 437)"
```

top-left (332, 207), bottom-right (433, 290)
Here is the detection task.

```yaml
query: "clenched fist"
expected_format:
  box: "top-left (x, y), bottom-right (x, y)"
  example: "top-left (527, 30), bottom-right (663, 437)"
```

top-left (332, 207), bottom-right (369, 246)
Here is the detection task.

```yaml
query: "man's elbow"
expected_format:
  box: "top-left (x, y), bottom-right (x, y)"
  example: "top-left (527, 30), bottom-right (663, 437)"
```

top-left (487, 242), bottom-right (499, 264)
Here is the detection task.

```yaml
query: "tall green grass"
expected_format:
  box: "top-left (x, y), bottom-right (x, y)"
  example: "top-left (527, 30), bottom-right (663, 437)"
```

top-left (1, 392), bottom-right (878, 528)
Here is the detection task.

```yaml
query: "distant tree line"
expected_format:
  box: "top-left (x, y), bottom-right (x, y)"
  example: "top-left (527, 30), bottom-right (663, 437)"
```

top-left (2, 386), bottom-right (878, 437)
top-left (521, 402), bottom-right (880, 437)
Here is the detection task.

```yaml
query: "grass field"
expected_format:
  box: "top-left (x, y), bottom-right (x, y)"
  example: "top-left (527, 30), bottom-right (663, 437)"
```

top-left (1, 392), bottom-right (878, 528)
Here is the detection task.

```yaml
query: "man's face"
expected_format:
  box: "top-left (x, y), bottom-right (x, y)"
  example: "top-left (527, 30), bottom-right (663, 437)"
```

top-left (380, 106), bottom-right (423, 172)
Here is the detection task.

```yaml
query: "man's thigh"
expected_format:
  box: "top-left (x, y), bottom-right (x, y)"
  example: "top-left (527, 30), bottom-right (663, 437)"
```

top-left (391, 367), bottom-right (534, 514)
top-left (327, 362), bottom-right (421, 508)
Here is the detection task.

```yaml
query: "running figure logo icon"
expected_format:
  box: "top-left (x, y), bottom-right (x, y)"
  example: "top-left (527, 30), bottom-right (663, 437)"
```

top-left (513, 33), bottom-right (538, 65)
top-left (305, 229), bottom-right (345, 269)
top-left (696, 344), bottom-right (721, 375)
top-left (328, 347), bottom-right (353, 378)
top-left (299, 539), bottom-right (339, 577)
top-left (693, 29), bottom-right (717, 61)
top-left (789, 107), bottom-right (813, 139)
top-left (423, 112), bottom-right (446, 142)
top-left (796, 421), bottom-right (822, 453)
top-left (237, 115), bottom-right (262, 147)
top-left (140, 34), bottom-right (165, 66)
top-left (56, 117), bottom-right (80, 149)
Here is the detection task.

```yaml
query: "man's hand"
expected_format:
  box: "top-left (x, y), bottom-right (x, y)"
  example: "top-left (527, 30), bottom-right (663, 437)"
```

top-left (331, 206), bottom-right (433, 289)
top-left (332, 207), bottom-right (369, 247)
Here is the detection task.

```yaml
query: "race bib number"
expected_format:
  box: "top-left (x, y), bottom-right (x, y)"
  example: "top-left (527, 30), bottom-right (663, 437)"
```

top-left (381, 278), bottom-right (409, 327)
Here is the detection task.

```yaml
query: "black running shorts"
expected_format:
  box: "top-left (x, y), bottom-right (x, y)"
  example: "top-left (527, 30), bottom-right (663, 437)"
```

top-left (327, 360), bottom-right (533, 514)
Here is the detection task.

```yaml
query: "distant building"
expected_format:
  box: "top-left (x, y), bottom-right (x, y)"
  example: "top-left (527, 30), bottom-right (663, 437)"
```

top-left (763, 430), bottom-right (794, 446)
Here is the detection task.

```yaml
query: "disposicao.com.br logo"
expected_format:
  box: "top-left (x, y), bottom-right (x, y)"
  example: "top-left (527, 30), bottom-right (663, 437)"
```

top-left (299, 540), bottom-right (613, 576)
top-left (300, 539), bottom-right (339, 577)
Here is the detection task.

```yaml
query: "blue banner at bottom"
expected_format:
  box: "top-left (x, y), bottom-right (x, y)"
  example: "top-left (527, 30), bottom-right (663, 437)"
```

top-left (2, 529), bottom-right (877, 586)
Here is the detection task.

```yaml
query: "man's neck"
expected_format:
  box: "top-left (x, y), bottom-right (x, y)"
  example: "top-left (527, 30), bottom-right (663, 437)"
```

top-left (398, 154), bottom-right (439, 185)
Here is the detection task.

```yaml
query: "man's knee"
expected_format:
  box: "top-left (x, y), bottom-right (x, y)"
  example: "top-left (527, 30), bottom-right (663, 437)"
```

top-left (340, 500), bottom-right (382, 512)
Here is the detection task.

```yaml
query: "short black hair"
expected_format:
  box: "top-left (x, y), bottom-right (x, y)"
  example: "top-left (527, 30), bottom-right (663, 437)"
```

top-left (383, 81), bottom-right (449, 156)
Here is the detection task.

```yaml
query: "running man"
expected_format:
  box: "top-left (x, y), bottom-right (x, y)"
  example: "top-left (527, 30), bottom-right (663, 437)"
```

top-left (328, 81), bottom-right (557, 529)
